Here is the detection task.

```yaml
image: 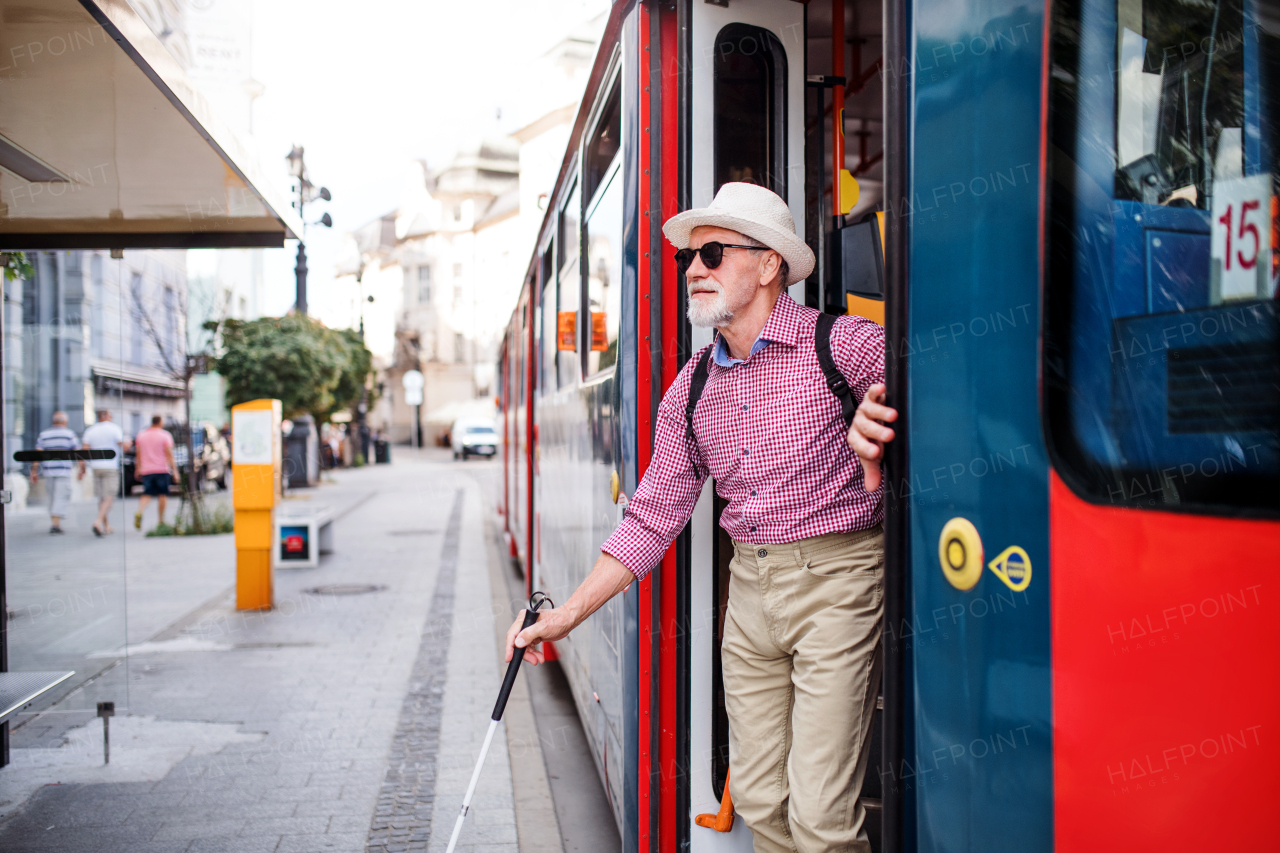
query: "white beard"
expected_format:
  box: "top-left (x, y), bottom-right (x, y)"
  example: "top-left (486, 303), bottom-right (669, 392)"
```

top-left (686, 280), bottom-right (744, 328)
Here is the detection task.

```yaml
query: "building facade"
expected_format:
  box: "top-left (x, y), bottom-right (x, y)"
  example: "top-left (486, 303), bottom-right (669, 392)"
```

top-left (339, 141), bottom-right (522, 445)
top-left (4, 249), bottom-right (189, 503)
top-left (337, 15), bottom-right (605, 445)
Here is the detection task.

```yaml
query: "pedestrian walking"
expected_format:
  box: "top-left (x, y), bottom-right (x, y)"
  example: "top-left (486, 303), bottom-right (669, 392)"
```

top-left (133, 415), bottom-right (176, 531)
top-left (81, 409), bottom-right (129, 537)
top-left (505, 183), bottom-right (895, 853)
top-left (31, 411), bottom-right (80, 534)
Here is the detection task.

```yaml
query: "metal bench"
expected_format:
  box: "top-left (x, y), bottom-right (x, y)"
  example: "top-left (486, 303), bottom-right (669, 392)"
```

top-left (275, 504), bottom-right (335, 569)
top-left (0, 670), bottom-right (75, 727)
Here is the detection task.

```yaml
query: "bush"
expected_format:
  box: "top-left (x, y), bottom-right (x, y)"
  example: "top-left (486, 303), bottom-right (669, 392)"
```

top-left (146, 502), bottom-right (234, 537)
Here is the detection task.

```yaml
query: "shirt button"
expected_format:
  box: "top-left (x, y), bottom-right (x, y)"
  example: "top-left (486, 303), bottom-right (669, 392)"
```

top-left (750, 526), bottom-right (758, 533)
top-left (741, 405), bottom-right (748, 412)
top-left (757, 548), bottom-right (767, 558)
top-left (750, 490), bottom-right (757, 496)
top-left (742, 449), bottom-right (749, 456)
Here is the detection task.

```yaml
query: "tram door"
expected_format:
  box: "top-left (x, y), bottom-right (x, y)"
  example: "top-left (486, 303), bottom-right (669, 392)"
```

top-left (2, 251), bottom-right (137, 762)
top-left (686, 2), bottom-right (806, 850)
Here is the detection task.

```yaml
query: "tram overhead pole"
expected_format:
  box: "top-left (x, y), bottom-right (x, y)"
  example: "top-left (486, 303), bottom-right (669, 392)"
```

top-left (832, 0), bottom-right (845, 220)
top-left (285, 145), bottom-right (333, 316)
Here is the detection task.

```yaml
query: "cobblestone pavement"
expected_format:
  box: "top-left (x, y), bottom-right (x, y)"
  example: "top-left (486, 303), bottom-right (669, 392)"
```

top-left (365, 489), bottom-right (464, 853)
top-left (0, 454), bottom-right (521, 853)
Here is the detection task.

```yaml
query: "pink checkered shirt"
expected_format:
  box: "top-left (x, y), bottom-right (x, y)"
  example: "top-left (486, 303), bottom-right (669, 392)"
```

top-left (602, 294), bottom-right (885, 581)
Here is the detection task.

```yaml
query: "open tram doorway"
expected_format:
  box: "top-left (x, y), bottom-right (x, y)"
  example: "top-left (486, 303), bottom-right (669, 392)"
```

top-left (680, 2), bottom-right (890, 852)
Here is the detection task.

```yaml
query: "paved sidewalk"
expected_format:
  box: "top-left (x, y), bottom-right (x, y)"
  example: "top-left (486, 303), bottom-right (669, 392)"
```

top-left (5, 478), bottom-right (375, 722)
top-left (0, 454), bottom-right (522, 853)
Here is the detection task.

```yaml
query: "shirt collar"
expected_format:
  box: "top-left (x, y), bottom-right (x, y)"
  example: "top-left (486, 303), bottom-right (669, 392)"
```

top-left (758, 293), bottom-right (804, 347)
top-left (712, 333), bottom-right (770, 367)
top-left (710, 293), bottom-right (804, 368)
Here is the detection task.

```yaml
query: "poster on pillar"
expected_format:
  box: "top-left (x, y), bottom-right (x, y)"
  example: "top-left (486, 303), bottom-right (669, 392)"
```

top-left (231, 399), bottom-right (281, 610)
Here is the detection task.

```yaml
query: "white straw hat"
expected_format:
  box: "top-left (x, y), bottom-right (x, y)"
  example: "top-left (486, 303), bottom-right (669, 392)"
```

top-left (662, 182), bottom-right (815, 286)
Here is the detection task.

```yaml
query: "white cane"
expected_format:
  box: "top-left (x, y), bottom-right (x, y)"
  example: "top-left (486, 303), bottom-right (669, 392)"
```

top-left (444, 592), bottom-right (552, 853)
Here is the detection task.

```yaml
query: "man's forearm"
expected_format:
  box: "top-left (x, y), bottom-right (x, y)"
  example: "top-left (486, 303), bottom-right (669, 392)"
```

top-left (559, 552), bottom-right (635, 631)
top-left (510, 547), bottom-right (640, 663)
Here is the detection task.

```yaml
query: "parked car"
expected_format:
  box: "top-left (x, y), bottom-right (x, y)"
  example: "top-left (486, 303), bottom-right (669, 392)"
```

top-left (450, 419), bottom-right (498, 460)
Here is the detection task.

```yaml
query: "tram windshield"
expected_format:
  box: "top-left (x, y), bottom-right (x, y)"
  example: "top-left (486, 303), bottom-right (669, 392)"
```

top-left (1046, 0), bottom-right (1280, 512)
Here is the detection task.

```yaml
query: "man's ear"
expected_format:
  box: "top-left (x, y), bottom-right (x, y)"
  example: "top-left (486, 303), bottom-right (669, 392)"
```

top-left (758, 251), bottom-right (780, 287)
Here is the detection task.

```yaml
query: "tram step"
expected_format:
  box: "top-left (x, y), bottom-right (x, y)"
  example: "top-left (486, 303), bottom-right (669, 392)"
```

top-left (862, 797), bottom-right (882, 853)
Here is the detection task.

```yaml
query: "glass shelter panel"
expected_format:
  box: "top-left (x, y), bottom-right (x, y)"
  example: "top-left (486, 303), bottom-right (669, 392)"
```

top-left (1046, 0), bottom-right (1280, 512)
top-left (5, 251), bottom-right (134, 729)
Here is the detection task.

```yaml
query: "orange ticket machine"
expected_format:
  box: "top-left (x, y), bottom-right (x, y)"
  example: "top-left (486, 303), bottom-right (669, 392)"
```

top-left (231, 399), bottom-right (282, 611)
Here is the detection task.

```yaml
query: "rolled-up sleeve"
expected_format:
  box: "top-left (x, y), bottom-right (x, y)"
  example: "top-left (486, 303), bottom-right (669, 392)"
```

top-left (601, 359), bottom-right (709, 580)
top-left (834, 315), bottom-right (886, 407)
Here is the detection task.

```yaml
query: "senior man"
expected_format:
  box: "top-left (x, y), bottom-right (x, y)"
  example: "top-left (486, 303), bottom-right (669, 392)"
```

top-left (505, 182), bottom-right (896, 852)
top-left (31, 411), bottom-right (81, 534)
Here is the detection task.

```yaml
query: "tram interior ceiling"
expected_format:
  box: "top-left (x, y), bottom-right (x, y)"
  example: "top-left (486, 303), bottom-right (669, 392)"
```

top-left (0, 0), bottom-right (300, 250)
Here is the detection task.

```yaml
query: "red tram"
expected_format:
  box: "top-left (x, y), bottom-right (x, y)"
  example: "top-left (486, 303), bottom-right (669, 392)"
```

top-left (498, 1), bottom-right (1279, 851)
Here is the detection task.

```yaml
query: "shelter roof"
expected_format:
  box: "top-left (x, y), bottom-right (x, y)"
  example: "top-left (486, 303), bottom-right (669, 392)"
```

top-left (0, 0), bottom-right (301, 249)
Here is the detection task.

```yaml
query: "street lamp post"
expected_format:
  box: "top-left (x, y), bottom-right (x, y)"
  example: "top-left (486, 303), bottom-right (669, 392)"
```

top-left (353, 254), bottom-right (373, 463)
top-left (294, 243), bottom-right (308, 315)
top-left (285, 145), bottom-right (333, 316)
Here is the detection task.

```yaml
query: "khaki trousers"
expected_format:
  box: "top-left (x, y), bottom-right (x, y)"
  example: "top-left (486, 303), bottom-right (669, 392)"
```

top-left (723, 527), bottom-right (884, 853)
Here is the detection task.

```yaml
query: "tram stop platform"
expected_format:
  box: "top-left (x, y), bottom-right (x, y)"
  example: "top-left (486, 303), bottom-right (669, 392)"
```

top-left (0, 449), bottom-right (618, 853)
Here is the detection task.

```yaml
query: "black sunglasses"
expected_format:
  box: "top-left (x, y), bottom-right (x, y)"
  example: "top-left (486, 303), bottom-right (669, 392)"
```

top-left (674, 242), bottom-right (759, 274)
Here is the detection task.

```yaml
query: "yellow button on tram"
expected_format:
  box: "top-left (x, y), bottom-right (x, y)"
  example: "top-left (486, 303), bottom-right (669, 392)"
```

top-left (938, 517), bottom-right (984, 591)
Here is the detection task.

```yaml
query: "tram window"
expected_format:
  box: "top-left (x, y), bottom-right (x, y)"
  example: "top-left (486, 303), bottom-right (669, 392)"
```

top-left (584, 79), bottom-right (622, 205)
top-left (541, 246), bottom-right (555, 396)
top-left (557, 182), bottom-right (581, 389)
top-left (417, 265), bottom-right (431, 303)
top-left (585, 167), bottom-right (623, 376)
top-left (1046, 0), bottom-right (1280, 513)
top-left (714, 23), bottom-right (787, 197)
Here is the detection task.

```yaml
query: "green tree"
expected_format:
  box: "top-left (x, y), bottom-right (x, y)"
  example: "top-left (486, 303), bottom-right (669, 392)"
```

top-left (1, 252), bottom-right (33, 282)
top-left (217, 315), bottom-right (373, 420)
top-left (322, 326), bottom-right (376, 421)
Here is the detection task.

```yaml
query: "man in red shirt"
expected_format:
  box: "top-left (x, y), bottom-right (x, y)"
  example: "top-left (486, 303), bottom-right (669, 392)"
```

top-left (505, 183), bottom-right (896, 852)
top-left (133, 415), bottom-right (176, 531)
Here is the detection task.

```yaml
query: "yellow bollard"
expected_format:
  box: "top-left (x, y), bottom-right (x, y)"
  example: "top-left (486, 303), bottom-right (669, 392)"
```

top-left (231, 399), bottom-right (282, 611)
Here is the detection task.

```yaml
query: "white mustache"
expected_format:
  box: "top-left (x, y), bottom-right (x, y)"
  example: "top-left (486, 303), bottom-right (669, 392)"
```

top-left (687, 280), bottom-right (721, 295)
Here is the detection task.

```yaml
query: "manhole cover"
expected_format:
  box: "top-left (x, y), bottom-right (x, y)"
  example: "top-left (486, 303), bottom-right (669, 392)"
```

top-left (304, 584), bottom-right (387, 596)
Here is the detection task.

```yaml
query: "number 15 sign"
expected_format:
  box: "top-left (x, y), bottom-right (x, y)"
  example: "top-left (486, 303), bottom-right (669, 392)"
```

top-left (1212, 174), bottom-right (1275, 303)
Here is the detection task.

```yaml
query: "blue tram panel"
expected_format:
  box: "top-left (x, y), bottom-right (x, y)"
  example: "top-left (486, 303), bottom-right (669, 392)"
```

top-left (908, 0), bottom-right (1053, 851)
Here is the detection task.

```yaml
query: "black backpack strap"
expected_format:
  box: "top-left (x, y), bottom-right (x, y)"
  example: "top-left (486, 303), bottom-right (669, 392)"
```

top-left (815, 313), bottom-right (857, 427)
top-left (684, 342), bottom-right (716, 477)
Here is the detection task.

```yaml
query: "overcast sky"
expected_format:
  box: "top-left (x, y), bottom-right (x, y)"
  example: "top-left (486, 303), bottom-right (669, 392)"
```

top-left (243, 0), bottom-right (609, 327)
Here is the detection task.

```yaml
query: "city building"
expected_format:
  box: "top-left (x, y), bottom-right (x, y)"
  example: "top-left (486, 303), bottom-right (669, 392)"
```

top-left (3, 249), bottom-right (190, 481)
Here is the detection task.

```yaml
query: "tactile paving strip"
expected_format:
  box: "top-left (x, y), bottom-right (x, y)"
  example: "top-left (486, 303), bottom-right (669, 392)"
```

top-left (366, 489), bottom-right (464, 853)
